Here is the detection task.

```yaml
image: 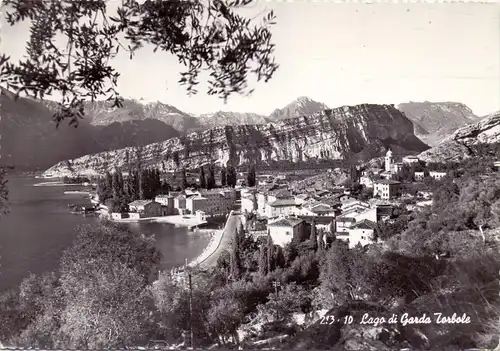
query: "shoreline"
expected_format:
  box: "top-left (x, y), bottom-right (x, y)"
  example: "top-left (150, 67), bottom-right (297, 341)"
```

top-left (188, 228), bottom-right (225, 267)
top-left (61, 188), bottom-right (223, 269)
top-left (108, 214), bottom-right (208, 228)
top-left (34, 181), bottom-right (94, 187)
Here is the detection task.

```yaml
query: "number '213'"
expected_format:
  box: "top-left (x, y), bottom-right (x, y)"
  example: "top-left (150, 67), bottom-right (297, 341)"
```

top-left (319, 315), bottom-right (354, 325)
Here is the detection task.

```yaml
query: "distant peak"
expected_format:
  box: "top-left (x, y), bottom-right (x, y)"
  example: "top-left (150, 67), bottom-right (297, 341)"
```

top-left (295, 96), bottom-right (314, 103)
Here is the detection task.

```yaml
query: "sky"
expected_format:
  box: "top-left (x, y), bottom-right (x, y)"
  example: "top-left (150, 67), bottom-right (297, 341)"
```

top-left (1, 1), bottom-right (499, 116)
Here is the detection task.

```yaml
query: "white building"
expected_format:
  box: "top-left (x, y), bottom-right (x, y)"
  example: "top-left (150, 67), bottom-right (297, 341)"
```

top-left (174, 195), bottom-right (187, 210)
top-left (299, 202), bottom-right (337, 217)
top-left (265, 198), bottom-right (298, 218)
top-left (360, 176), bottom-right (374, 188)
top-left (373, 179), bottom-right (402, 200)
top-left (403, 155), bottom-right (420, 164)
top-left (429, 171), bottom-right (447, 180)
top-left (267, 217), bottom-right (305, 247)
top-left (186, 195), bottom-right (208, 214)
top-left (385, 149), bottom-right (393, 172)
top-left (267, 189), bottom-right (293, 203)
top-left (336, 219), bottom-right (377, 249)
top-left (128, 200), bottom-right (162, 218)
top-left (241, 194), bottom-right (257, 213)
top-left (335, 207), bottom-right (377, 233)
top-left (155, 194), bottom-right (175, 215)
top-left (414, 171), bottom-right (425, 181)
top-left (382, 149), bottom-right (405, 178)
top-left (294, 194), bottom-right (311, 206)
top-left (187, 188), bottom-right (236, 216)
top-left (341, 199), bottom-right (370, 212)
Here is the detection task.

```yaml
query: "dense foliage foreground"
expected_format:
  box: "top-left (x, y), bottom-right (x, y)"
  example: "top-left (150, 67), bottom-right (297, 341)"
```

top-left (1, 166), bottom-right (500, 349)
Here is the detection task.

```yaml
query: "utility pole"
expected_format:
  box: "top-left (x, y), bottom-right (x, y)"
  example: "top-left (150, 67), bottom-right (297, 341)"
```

top-left (185, 258), bottom-right (195, 350)
top-left (273, 280), bottom-right (280, 321)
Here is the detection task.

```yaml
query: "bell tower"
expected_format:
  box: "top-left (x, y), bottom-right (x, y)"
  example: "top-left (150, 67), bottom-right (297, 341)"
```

top-left (385, 149), bottom-right (393, 172)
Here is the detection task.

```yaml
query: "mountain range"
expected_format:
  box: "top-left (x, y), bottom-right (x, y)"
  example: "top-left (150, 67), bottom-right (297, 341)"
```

top-left (418, 110), bottom-right (500, 163)
top-left (0, 89), bottom-right (180, 171)
top-left (1, 87), bottom-right (488, 172)
top-left (43, 104), bottom-right (430, 177)
top-left (397, 101), bottom-right (483, 146)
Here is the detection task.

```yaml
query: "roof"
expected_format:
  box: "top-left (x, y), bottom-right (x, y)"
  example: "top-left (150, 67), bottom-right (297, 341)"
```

top-left (342, 199), bottom-right (370, 209)
top-left (309, 204), bottom-right (334, 213)
top-left (129, 200), bottom-right (158, 207)
top-left (268, 199), bottom-right (297, 207)
top-left (299, 216), bottom-right (335, 225)
top-left (377, 208), bottom-right (393, 217)
top-left (175, 194), bottom-right (186, 200)
top-left (269, 189), bottom-right (292, 198)
top-left (374, 179), bottom-right (401, 185)
top-left (190, 195), bottom-right (207, 201)
top-left (330, 188), bottom-right (346, 194)
top-left (268, 217), bottom-right (304, 227)
top-left (335, 232), bottom-right (350, 236)
top-left (350, 219), bottom-right (377, 230)
top-left (336, 216), bottom-right (356, 223)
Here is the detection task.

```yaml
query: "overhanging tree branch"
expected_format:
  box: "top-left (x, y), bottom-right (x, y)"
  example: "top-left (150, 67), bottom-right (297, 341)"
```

top-left (0, 0), bottom-right (279, 127)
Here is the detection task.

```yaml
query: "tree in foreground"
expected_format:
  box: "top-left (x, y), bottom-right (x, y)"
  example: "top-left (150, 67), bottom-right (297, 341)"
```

top-left (1, 0), bottom-right (279, 127)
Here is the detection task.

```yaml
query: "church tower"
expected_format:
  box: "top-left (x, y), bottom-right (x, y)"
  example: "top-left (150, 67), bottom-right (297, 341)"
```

top-left (385, 149), bottom-right (393, 172)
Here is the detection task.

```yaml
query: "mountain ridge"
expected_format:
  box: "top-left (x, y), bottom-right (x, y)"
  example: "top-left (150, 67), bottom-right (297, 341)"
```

top-left (0, 89), bottom-right (180, 171)
top-left (43, 103), bottom-right (430, 177)
top-left (418, 110), bottom-right (500, 163)
top-left (397, 101), bottom-right (482, 146)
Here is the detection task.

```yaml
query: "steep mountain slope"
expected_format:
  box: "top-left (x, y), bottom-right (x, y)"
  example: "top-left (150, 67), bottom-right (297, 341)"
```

top-left (418, 111), bottom-right (500, 163)
top-left (198, 111), bottom-right (270, 127)
top-left (42, 98), bottom-right (202, 133)
top-left (397, 101), bottom-right (482, 146)
top-left (269, 96), bottom-right (330, 121)
top-left (43, 104), bottom-right (430, 177)
top-left (0, 89), bottom-right (180, 171)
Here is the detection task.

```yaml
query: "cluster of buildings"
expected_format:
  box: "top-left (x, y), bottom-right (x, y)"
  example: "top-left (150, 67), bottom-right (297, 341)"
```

top-left (111, 188), bottom-right (237, 221)
top-left (242, 149), bottom-right (447, 250)
top-left (242, 184), bottom-right (397, 249)
top-left (360, 149), bottom-right (447, 200)
top-left (107, 148), bottom-right (449, 250)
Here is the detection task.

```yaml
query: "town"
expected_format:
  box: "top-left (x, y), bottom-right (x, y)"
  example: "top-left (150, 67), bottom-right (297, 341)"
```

top-left (78, 148), bottom-right (486, 256)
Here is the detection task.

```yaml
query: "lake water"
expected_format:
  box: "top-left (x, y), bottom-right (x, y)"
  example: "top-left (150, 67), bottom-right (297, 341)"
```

top-left (0, 176), bottom-right (210, 292)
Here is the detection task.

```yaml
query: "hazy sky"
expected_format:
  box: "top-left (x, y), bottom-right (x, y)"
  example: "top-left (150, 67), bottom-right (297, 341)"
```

top-left (2, 1), bottom-right (499, 116)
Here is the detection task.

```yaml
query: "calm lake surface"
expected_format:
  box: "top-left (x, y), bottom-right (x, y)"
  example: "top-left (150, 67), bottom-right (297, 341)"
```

top-left (0, 176), bottom-right (210, 292)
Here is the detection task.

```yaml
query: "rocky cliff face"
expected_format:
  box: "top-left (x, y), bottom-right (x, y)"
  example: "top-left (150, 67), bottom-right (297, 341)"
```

top-left (418, 111), bottom-right (500, 163)
top-left (0, 89), bottom-right (180, 171)
top-left (397, 101), bottom-right (482, 146)
top-left (43, 104), bottom-right (430, 177)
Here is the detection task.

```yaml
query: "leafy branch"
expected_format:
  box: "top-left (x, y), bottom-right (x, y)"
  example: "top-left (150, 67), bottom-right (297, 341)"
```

top-left (0, 0), bottom-right (279, 127)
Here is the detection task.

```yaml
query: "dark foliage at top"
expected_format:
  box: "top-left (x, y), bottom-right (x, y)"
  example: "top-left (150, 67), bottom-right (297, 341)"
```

top-left (0, 0), bottom-right (278, 126)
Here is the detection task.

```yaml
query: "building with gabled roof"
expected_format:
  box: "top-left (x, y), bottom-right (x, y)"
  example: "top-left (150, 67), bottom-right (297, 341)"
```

top-left (373, 179), bottom-right (402, 199)
top-left (299, 215), bottom-right (335, 232)
top-left (336, 219), bottom-right (377, 249)
top-left (128, 200), bottom-right (162, 218)
top-left (265, 198), bottom-right (298, 218)
top-left (267, 217), bottom-right (305, 247)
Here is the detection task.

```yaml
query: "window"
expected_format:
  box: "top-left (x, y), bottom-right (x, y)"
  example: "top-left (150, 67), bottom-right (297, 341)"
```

top-left (286, 231), bottom-right (290, 235)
